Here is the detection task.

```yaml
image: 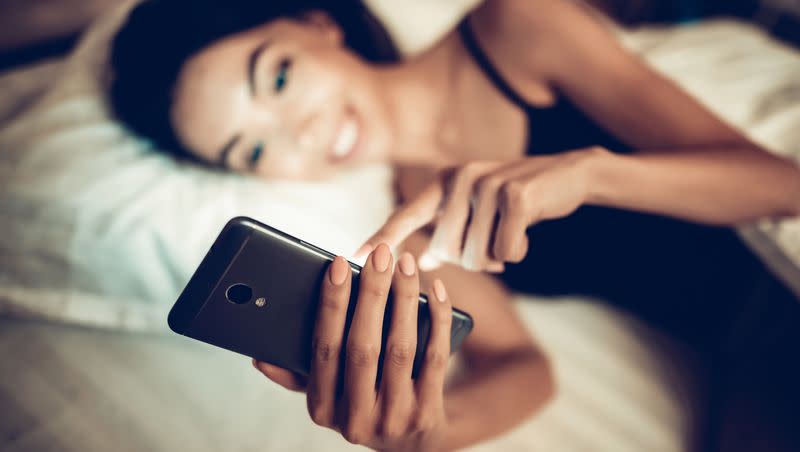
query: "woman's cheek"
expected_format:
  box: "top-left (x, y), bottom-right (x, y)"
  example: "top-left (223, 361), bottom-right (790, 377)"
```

top-left (282, 156), bottom-right (320, 180)
top-left (297, 60), bottom-right (345, 108)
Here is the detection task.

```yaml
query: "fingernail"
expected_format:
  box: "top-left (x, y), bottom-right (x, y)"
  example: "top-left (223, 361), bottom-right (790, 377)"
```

top-left (487, 262), bottom-right (505, 273)
top-left (372, 243), bottom-right (391, 272)
top-left (252, 358), bottom-right (258, 369)
top-left (418, 252), bottom-right (441, 271)
top-left (398, 252), bottom-right (416, 276)
top-left (354, 243), bottom-right (373, 259)
top-left (433, 279), bottom-right (447, 303)
top-left (329, 256), bottom-right (349, 285)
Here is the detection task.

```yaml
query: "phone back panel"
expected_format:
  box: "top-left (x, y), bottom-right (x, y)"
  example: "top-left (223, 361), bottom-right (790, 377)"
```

top-left (168, 217), bottom-right (474, 377)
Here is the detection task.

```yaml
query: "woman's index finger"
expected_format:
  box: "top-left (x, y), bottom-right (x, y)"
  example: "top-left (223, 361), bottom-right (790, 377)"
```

top-left (357, 181), bottom-right (445, 257)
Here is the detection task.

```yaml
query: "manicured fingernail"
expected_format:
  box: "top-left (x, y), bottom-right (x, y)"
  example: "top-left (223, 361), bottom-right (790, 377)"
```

top-left (354, 243), bottom-right (373, 259)
top-left (433, 279), bottom-right (447, 303)
top-left (252, 358), bottom-right (258, 369)
top-left (329, 256), bottom-right (349, 285)
top-left (372, 243), bottom-right (391, 272)
top-left (398, 252), bottom-right (416, 276)
top-left (418, 252), bottom-right (441, 271)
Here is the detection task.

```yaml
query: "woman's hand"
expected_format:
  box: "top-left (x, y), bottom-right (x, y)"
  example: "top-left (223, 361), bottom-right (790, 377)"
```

top-left (254, 244), bottom-right (453, 451)
top-left (356, 148), bottom-right (601, 272)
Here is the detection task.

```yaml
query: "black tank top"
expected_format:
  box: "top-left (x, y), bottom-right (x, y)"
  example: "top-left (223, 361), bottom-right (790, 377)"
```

top-left (458, 18), bottom-right (632, 157)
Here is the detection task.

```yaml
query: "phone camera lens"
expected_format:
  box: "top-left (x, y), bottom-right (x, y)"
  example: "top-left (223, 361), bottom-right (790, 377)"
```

top-left (225, 283), bottom-right (253, 305)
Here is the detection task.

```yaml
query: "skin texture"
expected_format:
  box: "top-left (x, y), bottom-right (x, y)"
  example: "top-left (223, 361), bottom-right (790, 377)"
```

top-left (166, 0), bottom-right (800, 448)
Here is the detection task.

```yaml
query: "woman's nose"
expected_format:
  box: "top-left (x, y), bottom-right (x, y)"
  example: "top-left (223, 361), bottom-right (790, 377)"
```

top-left (294, 111), bottom-right (326, 153)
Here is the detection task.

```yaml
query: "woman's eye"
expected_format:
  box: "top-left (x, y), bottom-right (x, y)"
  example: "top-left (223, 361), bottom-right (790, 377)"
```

top-left (274, 58), bottom-right (291, 93)
top-left (249, 142), bottom-right (264, 169)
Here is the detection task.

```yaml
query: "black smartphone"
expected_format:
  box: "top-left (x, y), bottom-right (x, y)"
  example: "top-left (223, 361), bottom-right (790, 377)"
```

top-left (168, 216), bottom-right (473, 378)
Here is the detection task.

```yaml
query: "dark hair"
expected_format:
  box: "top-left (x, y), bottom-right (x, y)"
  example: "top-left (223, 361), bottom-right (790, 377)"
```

top-left (109, 0), bottom-right (399, 161)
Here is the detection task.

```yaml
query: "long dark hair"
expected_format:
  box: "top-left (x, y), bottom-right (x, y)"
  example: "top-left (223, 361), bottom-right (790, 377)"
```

top-left (109, 0), bottom-right (399, 161)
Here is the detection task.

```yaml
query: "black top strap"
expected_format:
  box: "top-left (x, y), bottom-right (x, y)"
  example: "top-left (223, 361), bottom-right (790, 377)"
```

top-left (458, 17), bottom-right (532, 111)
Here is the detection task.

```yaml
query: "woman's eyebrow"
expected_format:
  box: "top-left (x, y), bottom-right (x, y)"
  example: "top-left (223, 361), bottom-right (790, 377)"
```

top-left (218, 40), bottom-right (270, 169)
top-left (217, 134), bottom-right (241, 169)
top-left (247, 40), bottom-right (271, 96)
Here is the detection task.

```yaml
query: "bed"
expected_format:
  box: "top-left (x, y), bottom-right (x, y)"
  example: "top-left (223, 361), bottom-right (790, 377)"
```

top-left (1, 1), bottom-right (799, 451)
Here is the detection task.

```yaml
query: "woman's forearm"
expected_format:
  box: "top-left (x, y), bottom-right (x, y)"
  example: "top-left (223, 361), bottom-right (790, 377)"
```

top-left (440, 347), bottom-right (554, 450)
top-left (586, 146), bottom-right (800, 225)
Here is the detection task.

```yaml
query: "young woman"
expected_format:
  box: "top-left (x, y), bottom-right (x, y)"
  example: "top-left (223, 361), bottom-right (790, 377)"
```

top-left (110, 0), bottom-right (800, 450)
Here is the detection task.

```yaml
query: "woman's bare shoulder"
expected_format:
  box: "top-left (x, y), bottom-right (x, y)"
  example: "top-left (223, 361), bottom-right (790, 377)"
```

top-left (469, 0), bottom-right (614, 84)
top-left (474, 0), bottom-right (604, 33)
top-left (464, 0), bottom-right (583, 105)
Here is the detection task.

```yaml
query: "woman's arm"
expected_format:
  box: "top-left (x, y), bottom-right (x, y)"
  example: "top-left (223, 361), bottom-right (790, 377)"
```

top-left (402, 232), bottom-right (554, 449)
top-left (473, 0), bottom-right (800, 225)
top-left (584, 145), bottom-right (800, 224)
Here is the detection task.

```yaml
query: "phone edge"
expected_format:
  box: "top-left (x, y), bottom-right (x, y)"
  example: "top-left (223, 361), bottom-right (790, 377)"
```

top-left (168, 217), bottom-right (253, 334)
top-left (169, 216), bottom-right (475, 348)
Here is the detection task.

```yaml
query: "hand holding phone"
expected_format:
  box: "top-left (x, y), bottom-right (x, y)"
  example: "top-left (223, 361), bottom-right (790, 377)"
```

top-left (254, 244), bottom-right (450, 450)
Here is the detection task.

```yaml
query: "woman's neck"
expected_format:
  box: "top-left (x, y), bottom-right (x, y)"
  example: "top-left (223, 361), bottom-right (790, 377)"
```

top-left (373, 32), bottom-right (467, 168)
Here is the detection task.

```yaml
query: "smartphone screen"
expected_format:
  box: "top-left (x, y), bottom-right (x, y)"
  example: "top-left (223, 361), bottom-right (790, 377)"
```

top-left (168, 217), bottom-right (473, 378)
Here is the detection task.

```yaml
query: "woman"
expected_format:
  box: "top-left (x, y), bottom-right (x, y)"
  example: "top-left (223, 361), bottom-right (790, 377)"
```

top-left (110, 0), bottom-right (800, 450)
top-left (113, 1), bottom-right (553, 450)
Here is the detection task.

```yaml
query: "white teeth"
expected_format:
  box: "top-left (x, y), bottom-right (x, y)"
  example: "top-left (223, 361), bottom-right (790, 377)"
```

top-left (332, 119), bottom-right (359, 158)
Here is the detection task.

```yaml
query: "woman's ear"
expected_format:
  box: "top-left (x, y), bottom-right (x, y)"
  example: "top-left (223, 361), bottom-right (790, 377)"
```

top-left (302, 10), bottom-right (344, 46)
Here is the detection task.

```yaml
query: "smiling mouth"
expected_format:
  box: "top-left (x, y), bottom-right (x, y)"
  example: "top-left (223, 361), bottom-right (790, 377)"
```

top-left (329, 111), bottom-right (361, 163)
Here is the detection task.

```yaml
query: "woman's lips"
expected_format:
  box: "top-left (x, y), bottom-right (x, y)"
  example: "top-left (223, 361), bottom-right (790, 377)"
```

top-left (328, 111), bottom-right (361, 164)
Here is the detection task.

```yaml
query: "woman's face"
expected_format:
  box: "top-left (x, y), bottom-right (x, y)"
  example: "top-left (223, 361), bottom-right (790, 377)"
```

top-left (171, 12), bottom-right (394, 180)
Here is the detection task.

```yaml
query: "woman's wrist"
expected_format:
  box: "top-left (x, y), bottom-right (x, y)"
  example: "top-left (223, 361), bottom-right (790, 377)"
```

top-left (578, 145), bottom-right (618, 207)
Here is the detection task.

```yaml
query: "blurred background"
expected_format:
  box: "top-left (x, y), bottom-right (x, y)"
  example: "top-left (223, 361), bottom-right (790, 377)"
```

top-left (2, 0), bottom-right (800, 71)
